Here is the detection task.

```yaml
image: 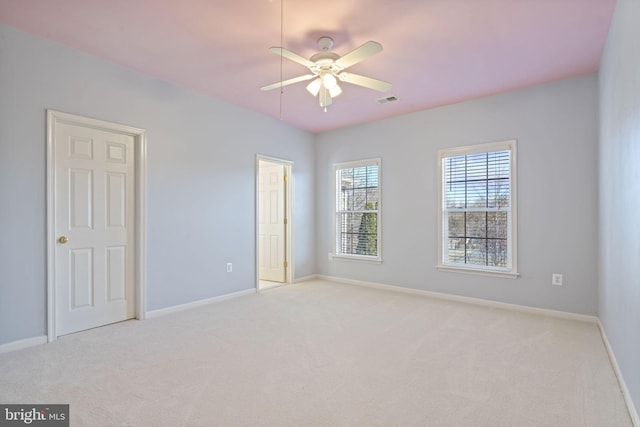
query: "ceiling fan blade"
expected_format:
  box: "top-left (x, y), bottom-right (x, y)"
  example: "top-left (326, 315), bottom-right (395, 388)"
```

top-left (335, 41), bottom-right (383, 70)
top-left (261, 74), bottom-right (316, 91)
top-left (338, 72), bottom-right (392, 92)
top-left (269, 47), bottom-right (314, 68)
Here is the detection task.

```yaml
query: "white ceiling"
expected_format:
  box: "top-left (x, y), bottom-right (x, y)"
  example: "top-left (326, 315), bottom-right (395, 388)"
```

top-left (0, 0), bottom-right (616, 133)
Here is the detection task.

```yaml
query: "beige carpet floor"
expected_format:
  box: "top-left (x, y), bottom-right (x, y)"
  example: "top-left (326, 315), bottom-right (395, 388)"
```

top-left (0, 279), bottom-right (633, 426)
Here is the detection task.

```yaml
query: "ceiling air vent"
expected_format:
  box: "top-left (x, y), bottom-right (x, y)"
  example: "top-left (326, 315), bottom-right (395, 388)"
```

top-left (377, 95), bottom-right (399, 104)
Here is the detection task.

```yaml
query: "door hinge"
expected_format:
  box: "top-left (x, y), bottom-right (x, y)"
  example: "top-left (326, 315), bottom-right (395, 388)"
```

top-left (284, 261), bottom-right (288, 268)
top-left (284, 218), bottom-right (288, 225)
top-left (283, 175), bottom-right (288, 183)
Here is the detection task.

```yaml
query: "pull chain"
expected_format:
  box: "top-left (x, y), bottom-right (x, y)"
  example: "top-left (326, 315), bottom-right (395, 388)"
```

top-left (279, 0), bottom-right (284, 120)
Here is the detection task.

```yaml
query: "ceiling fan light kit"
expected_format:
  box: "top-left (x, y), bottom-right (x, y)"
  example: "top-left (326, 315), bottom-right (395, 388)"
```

top-left (262, 36), bottom-right (392, 111)
top-left (306, 78), bottom-right (322, 96)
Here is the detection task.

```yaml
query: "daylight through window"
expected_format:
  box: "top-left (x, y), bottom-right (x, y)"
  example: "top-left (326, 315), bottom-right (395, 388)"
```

top-left (439, 141), bottom-right (517, 276)
top-left (334, 159), bottom-right (381, 261)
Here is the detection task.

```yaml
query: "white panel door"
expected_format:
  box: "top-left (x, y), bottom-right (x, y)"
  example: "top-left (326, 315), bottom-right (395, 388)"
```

top-left (258, 161), bottom-right (286, 282)
top-left (55, 122), bottom-right (135, 336)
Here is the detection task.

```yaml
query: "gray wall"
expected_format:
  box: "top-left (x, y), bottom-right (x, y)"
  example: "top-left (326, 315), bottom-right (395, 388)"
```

top-left (0, 21), bottom-right (614, 352)
top-left (0, 25), bottom-right (316, 345)
top-left (316, 74), bottom-right (599, 315)
top-left (599, 0), bottom-right (640, 416)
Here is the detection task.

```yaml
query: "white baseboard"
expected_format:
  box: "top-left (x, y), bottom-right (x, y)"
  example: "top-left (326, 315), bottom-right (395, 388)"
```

top-left (146, 288), bottom-right (256, 319)
top-left (0, 335), bottom-right (47, 354)
top-left (294, 274), bottom-right (319, 283)
top-left (598, 320), bottom-right (640, 427)
top-left (316, 275), bottom-right (598, 323)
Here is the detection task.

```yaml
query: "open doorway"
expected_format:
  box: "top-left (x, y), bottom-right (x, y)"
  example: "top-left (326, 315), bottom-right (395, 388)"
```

top-left (256, 156), bottom-right (292, 290)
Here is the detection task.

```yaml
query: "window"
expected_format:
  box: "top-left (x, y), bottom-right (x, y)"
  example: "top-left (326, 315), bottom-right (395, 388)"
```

top-left (334, 159), bottom-right (381, 262)
top-left (438, 140), bottom-right (518, 277)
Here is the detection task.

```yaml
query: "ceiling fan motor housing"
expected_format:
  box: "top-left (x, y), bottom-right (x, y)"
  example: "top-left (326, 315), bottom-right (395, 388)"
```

top-left (310, 52), bottom-right (342, 75)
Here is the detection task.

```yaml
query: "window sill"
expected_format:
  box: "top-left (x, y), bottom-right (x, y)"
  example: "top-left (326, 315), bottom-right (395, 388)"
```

top-left (437, 264), bottom-right (519, 279)
top-left (331, 254), bottom-right (382, 264)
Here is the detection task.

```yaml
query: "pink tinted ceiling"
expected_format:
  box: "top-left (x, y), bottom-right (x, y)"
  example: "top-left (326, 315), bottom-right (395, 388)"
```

top-left (0, 0), bottom-right (615, 133)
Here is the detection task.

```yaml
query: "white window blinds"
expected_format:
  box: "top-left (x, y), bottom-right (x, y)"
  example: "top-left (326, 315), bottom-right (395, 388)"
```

top-left (439, 141), bottom-right (517, 275)
top-left (334, 159), bottom-right (381, 260)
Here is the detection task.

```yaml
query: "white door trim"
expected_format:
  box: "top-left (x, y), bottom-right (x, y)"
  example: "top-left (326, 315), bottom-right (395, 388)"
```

top-left (46, 110), bottom-right (147, 342)
top-left (255, 155), bottom-right (293, 288)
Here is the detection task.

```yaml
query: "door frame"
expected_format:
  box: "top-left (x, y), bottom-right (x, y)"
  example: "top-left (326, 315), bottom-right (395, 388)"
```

top-left (46, 110), bottom-right (147, 342)
top-left (255, 155), bottom-right (293, 288)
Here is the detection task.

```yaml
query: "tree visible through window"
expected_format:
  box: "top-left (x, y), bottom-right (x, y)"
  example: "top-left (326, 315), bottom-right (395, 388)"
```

top-left (334, 159), bottom-right (381, 260)
top-left (438, 141), bottom-right (517, 275)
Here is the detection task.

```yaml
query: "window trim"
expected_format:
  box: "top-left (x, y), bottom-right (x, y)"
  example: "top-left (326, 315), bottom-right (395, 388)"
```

top-left (437, 140), bottom-right (518, 278)
top-left (332, 158), bottom-right (382, 263)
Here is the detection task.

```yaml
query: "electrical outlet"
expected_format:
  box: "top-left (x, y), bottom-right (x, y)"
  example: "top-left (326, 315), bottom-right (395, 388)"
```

top-left (552, 273), bottom-right (563, 286)
top-left (328, 252), bottom-right (333, 261)
top-left (226, 263), bottom-right (232, 273)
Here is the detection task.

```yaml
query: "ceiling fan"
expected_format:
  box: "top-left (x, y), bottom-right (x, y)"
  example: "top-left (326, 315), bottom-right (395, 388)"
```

top-left (261, 37), bottom-right (392, 111)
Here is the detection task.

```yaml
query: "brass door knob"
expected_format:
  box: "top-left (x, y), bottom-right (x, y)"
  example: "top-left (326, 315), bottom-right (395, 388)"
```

top-left (58, 236), bottom-right (68, 244)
